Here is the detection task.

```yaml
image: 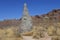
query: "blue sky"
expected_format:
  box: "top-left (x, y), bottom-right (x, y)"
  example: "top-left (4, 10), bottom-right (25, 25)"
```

top-left (0, 0), bottom-right (60, 20)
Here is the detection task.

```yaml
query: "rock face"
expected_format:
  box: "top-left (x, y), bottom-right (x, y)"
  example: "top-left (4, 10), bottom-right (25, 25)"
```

top-left (20, 3), bottom-right (33, 33)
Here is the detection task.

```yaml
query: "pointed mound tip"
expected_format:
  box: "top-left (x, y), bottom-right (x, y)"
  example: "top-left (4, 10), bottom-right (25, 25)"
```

top-left (24, 3), bottom-right (27, 6)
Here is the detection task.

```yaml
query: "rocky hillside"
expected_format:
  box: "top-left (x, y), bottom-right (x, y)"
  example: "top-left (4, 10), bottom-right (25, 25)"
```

top-left (31, 9), bottom-right (60, 27)
top-left (0, 9), bottom-right (60, 28)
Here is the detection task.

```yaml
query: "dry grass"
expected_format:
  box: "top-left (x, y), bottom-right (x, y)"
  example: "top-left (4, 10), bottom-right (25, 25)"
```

top-left (0, 37), bottom-right (23, 40)
top-left (32, 26), bottom-right (45, 39)
top-left (47, 26), bottom-right (56, 36)
top-left (56, 28), bottom-right (60, 36)
top-left (32, 25), bottom-right (60, 39)
top-left (0, 23), bottom-right (60, 40)
top-left (0, 27), bottom-right (23, 40)
top-left (51, 36), bottom-right (60, 40)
